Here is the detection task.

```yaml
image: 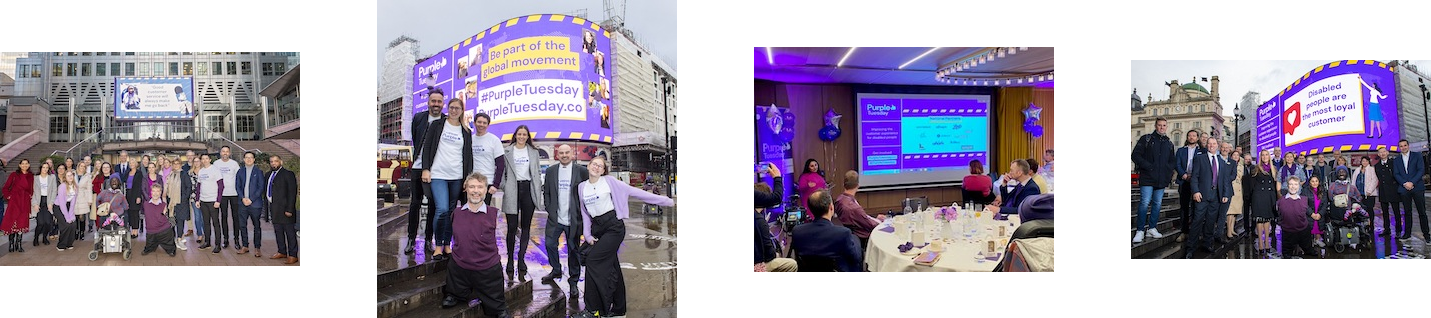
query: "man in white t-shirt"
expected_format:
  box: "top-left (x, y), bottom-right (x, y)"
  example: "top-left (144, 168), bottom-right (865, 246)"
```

top-left (540, 144), bottom-right (587, 291)
top-left (212, 146), bottom-right (242, 250)
top-left (195, 154), bottom-right (226, 253)
top-left (470, 112), bottom-right (504, 205)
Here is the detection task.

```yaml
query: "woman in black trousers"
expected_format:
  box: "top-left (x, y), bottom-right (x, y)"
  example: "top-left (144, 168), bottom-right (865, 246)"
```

top-left (31, 162), bottom-right (58, 246)
top-left (500, 125), bottom-right (543, 275)
top-left (574, 156), bottom-right (675, 318)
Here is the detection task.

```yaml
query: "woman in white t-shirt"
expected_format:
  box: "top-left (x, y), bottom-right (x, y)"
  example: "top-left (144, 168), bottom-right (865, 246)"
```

top-left (420, 98), bottom-right (473, 261)
top-left (499, 125), bottom-right (544, 275)
top-left (574, 156), bottom-right (674, 318)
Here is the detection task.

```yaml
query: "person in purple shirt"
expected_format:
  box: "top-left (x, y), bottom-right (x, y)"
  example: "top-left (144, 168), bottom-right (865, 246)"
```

top-left (440, 173), bottom-right (507, 318)
top-left (141, 183), bottom-right (176, 256)
top-left (1276, 176), bottom-right (1316, 258)
top-left (54, 171), bottom-right (79, 251)
top-left (575, 156), bottom-right (675, 318)
top-left (797, 159), bottom-right (827, 221)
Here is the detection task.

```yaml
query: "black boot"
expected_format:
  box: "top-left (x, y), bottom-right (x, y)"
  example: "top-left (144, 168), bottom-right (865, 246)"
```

top-left (33, 232), bottom-right (40, 246)
top-left (14, 234), bottom-right (24, 253)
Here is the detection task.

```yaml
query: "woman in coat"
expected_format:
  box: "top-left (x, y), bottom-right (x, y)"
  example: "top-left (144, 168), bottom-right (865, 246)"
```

top-left (1250, 152), bottom-right (1280, 256)
top-left (2, 159), bottom-right (34, 252)
top-left (1224, 150), bottom-right (1245, 240)
top-left (1305, 175), bottom-right (1330, 248)
top-left (166, 158), bottom-right (190, 251)
top-left (32, 162), bottom-right (59, 246)
top-left (500, 125), bottom-right (544, 275)
top-left (75, 163), bottom-right (96, 240)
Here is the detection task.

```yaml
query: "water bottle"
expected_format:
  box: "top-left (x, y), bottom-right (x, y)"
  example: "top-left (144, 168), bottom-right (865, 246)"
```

top-left (903, 205), bottom-right (912, 216)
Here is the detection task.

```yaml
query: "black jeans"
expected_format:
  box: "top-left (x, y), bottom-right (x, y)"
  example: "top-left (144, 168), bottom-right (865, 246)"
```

top-left (1403, 189), bottom-right (1430, 236)
top-left (1282, 226), bottom-right (1313, 256)
top-left (407, 176), bottom-right (435, 242)
top-left (143, 227), bottom-right (176, 255)
top-left (35, 197), bottom-right (54, 240)
top-left (1382, 196), bottom-right (1403, 234)
top-left (446, 263), bottom-right (505, 317)
top-left (584, 212), bottom-right (627, 316)
top-left (201, 201), bottom-right (221, 245)
top-left (1178, 182), bottom-right (1193, 234)
top-left (223, 196), bottom-right (243, 247)
top-left (505, 181), bottom-right (536, 270)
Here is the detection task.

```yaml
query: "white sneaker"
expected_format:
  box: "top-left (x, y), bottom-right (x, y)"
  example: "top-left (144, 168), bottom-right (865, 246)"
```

top-left (1133, 231), bottom-right (1145, 243)
top-left (177, 238), bottom-right (188, 251)
top-left (1148, 229), bottom-right (1164, 239)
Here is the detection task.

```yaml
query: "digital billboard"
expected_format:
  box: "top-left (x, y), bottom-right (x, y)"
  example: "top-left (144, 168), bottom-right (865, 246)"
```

top-left (412, 14), bottom-right (615, 143)
top-left (1255, 60), bottom-right (1401, 156)
top-left (114, 77), bottom-right (196, 121)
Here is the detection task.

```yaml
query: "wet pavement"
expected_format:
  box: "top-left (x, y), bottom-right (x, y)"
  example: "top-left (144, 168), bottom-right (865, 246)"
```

top-left (0, 218), bottom-right (297, 266)
top-left (378, 199), bottom-right (677, 317)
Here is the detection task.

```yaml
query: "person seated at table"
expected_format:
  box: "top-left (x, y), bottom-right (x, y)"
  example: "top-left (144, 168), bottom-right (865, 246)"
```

top-left (962, 160), bottom-right (995, 205)
top-left (1019, 193), bottom-right (1054, 222)
top-left (755, 182), bottom-right (796, 272)
top-left (988, 159), bottom-right (1042, 214)
top-left (791, 189), bottom-right (861, 272)
top-left (1026, 158), bottom-right (1052, 193)
top-left (834, 170), bottom-right (884, 254)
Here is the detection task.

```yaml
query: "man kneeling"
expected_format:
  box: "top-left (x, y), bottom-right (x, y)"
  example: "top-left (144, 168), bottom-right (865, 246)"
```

top-left (142, 184), bottom-right (177, 256)
top-left (442, 173), bottom-right (508, 318)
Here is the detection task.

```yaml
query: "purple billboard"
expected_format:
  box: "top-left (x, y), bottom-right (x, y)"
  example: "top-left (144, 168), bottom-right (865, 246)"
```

top-left (413, 14), bottom-right (615, 143)
top-left (1255, 60), bottom-right (1401, 156)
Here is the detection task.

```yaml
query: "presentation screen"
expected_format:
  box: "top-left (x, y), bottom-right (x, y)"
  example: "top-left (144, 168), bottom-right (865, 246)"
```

top-left (856, 93), bottom-right (991, 188)
top-left (114, 77), bottom-right (195, 121)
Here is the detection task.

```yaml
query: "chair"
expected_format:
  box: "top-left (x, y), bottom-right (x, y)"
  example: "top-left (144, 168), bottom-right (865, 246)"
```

top-left (994, 219), bottom-right (1054, 272)
top-left (961, 189), bottom-right (996, 205)
top-left (795, 255), bottom-right (839, 272)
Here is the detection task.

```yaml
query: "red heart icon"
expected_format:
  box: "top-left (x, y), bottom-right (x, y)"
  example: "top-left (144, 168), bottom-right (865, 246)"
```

top-left (1283, 102), bottom-right (1301, 136)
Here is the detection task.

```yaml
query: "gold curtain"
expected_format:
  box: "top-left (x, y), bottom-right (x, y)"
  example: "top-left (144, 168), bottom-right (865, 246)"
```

top-left (995, 87), bottom-right (1055, 168)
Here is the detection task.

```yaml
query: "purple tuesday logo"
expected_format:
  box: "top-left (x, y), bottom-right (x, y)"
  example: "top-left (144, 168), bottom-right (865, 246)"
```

top-left (865, 103), bottom-right (897, 116)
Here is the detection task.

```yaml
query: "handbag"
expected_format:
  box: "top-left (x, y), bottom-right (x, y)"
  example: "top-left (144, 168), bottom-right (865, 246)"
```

top-left (1333, 193), bottom-right (1348, 208)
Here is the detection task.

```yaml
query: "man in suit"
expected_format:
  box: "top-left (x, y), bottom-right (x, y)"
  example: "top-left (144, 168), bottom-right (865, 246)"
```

top-left (1131, 117), bottom-right (1177, 243)
top-left (1374, 147), bottom-right (1404, 238)
top-left (115, 150), bottom-right (132, 181)
top-left (539, 144), bottom-right (587, 291)
top-left (266, 154), bottom-right (299, 265)
top-left (406, 90), bottom-right (446, 255)
top-left (234, 152), bottom-right (266, 257)
top-left (1393, 139), bottom-right (1428, 240)
top-left (989, 159), bottom-right (1042, 214)
top-left (790, 190), bottom-right (862, 272)
top-left (1186, 138), bottom-right (1232, 258)
top-left (1174, 130), bottom-right (1202, 243)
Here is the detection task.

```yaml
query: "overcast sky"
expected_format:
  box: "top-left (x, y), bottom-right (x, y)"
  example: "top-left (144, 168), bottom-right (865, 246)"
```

top-left (1133, 60), bottom-right (1431, 116)
top-left (376, 0), bottom-right (676, 86)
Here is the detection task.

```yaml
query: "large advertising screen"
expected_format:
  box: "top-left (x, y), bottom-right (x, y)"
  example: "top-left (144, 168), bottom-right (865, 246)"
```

top-left (114, 77), bottom-right (195, 121)
top-left (856, 93), bottom-right (990, 188)
top-left (1255, 61), bottom-right (1401, 156)
top-left (412, 14), bottom-right (615, 143)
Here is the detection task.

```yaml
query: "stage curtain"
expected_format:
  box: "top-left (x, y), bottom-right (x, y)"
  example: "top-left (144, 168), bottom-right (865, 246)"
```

top-left (995, 87), bottom-right (1055, 170)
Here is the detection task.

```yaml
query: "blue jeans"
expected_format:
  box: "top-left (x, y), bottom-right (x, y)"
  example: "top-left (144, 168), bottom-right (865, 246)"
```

top-left (544, 218), bottom-right (580, 279)
top-left (235, 204), bottom-right (262, 249)
top-left (429, 179), bottom-right (461, 246)
top-left (1136, 186), bottom-right (1166, 231)
top-left (192, 201), bottom-right (205, 237)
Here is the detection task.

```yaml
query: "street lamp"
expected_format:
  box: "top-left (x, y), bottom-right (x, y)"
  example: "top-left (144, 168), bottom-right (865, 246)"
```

top-left (1421, 78), bottom-right (1429, 146)
top-left (1233, 103), bottom-right (1245, 152)
top-left (661, 77), bottom-right (672, 197)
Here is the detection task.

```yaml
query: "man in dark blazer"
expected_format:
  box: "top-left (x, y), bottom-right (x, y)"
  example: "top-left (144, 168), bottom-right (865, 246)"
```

top-left (1174, 130), bottom-right (1202, 243)
top-left (406, 90), bottom-right (446, 255)
top-left (1374, 147), bottom-right (1403, 238)
top-left (990, 159), bottom-right (1042, 214)
top-left (1186, 138), bottom-right (1232, 258)
top-left (1393, 139), bottom-right (1428, 240)
top-left (539, 144), bottom-right (587, 290)
top-left (790, 190), bottom-right (862, 272)
top-left (234, 152), bottom-right (266, 257)
top-left (266, 154), bottom-right (299, 265)
top-left (115, 150), bottom-right (132, 181)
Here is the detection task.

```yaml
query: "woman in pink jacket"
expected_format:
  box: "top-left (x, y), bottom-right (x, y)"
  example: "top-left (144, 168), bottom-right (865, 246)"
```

top-left (797, 159), bottom-right (827, 219)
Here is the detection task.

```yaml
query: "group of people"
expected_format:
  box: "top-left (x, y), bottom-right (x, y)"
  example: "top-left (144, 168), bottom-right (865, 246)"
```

top-left (0, 148), bottom-right (299, 264)
top-left (408, 89), bottom-right (674, 318)
top-left (754, 152), bottom-right (1053, 272)
top-left (1132, 116), bottom-right (1430, 258)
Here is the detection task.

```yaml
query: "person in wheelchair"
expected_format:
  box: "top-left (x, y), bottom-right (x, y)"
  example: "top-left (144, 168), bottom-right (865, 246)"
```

top-left (1325, 169), bottom-right (1370, 251)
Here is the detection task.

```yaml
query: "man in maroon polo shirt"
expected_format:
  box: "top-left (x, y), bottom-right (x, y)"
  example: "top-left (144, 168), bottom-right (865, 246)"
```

top-left (442, 173), bottom-right (508, 318)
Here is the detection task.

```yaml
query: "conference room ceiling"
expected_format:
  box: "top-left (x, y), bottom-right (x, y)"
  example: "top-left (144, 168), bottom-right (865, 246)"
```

top-left (754, 47), bottom-right (1054, 86)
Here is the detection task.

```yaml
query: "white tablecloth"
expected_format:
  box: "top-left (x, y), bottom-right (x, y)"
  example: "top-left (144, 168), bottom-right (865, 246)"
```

top-left (864, 210), bottom-right (1020, 272)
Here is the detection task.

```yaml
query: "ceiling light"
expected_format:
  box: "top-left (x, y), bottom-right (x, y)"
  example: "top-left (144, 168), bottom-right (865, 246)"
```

top-left (899, 47), bottom-right (941, 69)
top-left (837, 47), bottom-right (857, 67)
top-left (765, 47), bottom-right (773, 65)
